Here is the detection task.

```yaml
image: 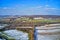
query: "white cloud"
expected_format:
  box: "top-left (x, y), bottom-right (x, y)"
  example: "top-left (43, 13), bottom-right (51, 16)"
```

top-left (44, 7), bottom-right (56, 10)
top-left (0, 6), bottom-right (60, 15)
top-left (45, 5), bottom-right (49, 6)
top-left (3, 7), bottom-right (8, 9)
top-left (0, 7), bottom-right (16, 10)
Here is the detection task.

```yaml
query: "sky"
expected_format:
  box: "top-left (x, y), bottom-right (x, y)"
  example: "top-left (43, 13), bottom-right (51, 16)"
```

top-left (0, 0), bottom-right (60, 15)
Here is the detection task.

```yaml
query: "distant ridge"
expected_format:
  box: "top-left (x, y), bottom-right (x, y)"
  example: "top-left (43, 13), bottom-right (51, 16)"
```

top-left (0, 15), bottom-right (60, 18)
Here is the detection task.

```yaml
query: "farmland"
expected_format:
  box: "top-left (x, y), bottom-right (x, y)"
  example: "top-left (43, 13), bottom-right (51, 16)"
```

top-left (0, 15), bottom-right (60, 40)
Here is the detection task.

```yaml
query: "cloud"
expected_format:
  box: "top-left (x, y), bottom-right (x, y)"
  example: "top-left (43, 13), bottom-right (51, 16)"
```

top-left (3, 7), bottom-right (8, 9)
top-left (0, 7), bottom-right (16, 10)
top-left (45, 5), bottom-right (49, 7)
top-left (0, 6), bottom-right (60, 15)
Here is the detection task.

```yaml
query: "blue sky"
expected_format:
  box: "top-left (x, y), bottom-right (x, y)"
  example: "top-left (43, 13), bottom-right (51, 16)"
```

top-left (0, 0), bottom-right (60, 15)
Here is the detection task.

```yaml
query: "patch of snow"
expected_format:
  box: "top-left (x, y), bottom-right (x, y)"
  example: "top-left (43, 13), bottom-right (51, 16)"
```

top-left (37, 34), bottom-right (60, 40)
top-left (4, 30), bottom-right (29, 40)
